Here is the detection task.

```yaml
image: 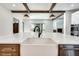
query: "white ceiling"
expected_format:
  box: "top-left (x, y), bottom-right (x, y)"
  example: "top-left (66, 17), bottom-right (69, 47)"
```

top-left (0, 3), bottom-right (52, 11)
top-left (0, 3), bottom-right (26, 10)
top-left (0, 3), bottom-right (79, 20)
top-left (0, 3), bottom-right (79, 11)
top-left (27, 3), bottom-right (52, 10)
top-left (53, 3), bottom-right (79, 11)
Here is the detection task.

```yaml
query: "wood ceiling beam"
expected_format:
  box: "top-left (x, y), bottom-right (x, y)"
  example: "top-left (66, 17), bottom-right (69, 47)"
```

top-left (49, 3), bottom-right (56, 13)
top-left (52, 13), bottom-right (64, 20)
top-left (23, 3), bottom-right (30, 13)
top-left (11, 10), bottom-right (65, 13)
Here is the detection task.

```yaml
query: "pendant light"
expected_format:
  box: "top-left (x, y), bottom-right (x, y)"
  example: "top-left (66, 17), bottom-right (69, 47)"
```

top-left (24, 14), bottom-right (29, 17)
top-left (50, 14), bottom-right (55, 17)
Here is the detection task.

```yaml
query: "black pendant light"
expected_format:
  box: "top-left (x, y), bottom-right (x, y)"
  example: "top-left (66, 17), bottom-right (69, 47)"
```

top-left (24, 14), bottom-right (29, 17)
top-left (50, 14), bottom-right (55, 17)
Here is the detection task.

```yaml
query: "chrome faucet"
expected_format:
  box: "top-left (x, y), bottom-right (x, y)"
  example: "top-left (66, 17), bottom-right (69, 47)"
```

top-left (33, 26), bottom-right (41, 38)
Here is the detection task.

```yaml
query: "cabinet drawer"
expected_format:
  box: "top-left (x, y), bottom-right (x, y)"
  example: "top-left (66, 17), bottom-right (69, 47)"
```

top-left (58, 44), bottom-right (79, 56)
top-left (0, 44), bottom-right (20, 56)
top-left (0, 52), bottom-right (18, 56)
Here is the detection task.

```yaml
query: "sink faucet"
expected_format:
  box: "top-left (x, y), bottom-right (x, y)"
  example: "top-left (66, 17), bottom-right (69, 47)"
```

top-left (33, 26), bottom-right (42, 38)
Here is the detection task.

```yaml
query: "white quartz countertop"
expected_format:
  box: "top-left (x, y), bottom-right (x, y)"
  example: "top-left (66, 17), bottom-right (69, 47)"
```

top-left (0, 32), bottom-right (32, 44)
top-left (41, 32), bottom-right (79, 44)
top-left (0, 32), bottom-right (79, 44)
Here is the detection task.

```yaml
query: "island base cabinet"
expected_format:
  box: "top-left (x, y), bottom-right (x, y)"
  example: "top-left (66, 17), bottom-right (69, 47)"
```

top-left (0, 44), bottom-right (20, 56)
top-left (58, 44), bottom-right (79, 56)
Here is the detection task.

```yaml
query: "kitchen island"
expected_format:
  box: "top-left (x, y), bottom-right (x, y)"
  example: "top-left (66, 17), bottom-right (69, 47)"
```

top-left (0, 32), bottom-right (79, 56)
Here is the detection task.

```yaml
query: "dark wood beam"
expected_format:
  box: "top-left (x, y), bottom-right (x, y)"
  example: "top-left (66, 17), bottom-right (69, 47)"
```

top-left (52, 13), bottom-right (64, 20)
top-left (49, 3), bottom-right (56, 13)
top-left (11, 10), bottom-right (65, 13)
top-left (23, 3), bottom-right (30, 13)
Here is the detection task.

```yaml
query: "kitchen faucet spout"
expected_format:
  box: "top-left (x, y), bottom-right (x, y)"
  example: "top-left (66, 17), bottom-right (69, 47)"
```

top-left (33, 26), bottom-right (42, 38)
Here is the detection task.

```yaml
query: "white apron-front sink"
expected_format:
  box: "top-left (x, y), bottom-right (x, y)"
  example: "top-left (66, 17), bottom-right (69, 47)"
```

top-left (21, 38), bottom-right (58, 56)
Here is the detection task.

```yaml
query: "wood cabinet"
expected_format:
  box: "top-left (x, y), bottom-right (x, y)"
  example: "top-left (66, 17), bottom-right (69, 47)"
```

top-left (13, 23), bottom-right (19, 33)
top-left (58, 44), bottom-right (79, 56)
top-left (58, 44), bottom-right (65, 56)
top-left (0, 44), bottom-right (20, 56)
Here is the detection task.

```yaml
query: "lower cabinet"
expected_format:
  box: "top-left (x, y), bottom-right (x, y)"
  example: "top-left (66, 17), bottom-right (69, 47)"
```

top-left (0, 44), bottom-right (20, 56)
top-left (58, 44), bottom-right (79, 56)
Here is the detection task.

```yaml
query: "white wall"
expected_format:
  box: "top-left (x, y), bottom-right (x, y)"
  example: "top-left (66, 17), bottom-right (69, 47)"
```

top-left (53, 18), bottom-right (64, 30)
top-left (43, 20), bottom-right (53, 32)
top-left (23, 20), bottom-right (53, 32)
top-left (53, 20), bottom-right (57, 30)
top-left (63, 11), bottom-right (72, 35)
top-left (0, 6), bottom-right (13, 36)
top-left (57, 19), bottom-right (64, 28)
top-left (12, 13), bottom-right (24, 33)
top-left (23, 13), bottom-right (53, 32)
top-left (24, 20), bottom-right (32, 32)
top-left (72, 11), bottom-right (79, 24)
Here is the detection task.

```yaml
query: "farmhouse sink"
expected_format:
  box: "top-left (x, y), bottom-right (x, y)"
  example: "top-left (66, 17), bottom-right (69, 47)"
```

top-left (22, 38), bottom-right (56, 44)
top-left (21, 38), bottom-right (58, 56)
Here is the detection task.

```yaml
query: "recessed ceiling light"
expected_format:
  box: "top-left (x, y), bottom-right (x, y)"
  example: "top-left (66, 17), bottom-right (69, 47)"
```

top-left (12, 4), bottom-right (16, 7)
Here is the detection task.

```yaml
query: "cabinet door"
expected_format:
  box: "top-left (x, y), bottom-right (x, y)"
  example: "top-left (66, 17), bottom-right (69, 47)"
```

top-left (58, 44), bottom-right (79, 56)
top-left (74, 45), bottom-right (79, 56)
top-left (0, 44), bottom-right (20, 56)
top-left (58, 45), bottom-right (65, 56)
top-left (13, 23), bottom-right (19, 33)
